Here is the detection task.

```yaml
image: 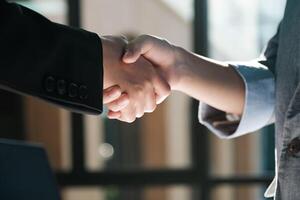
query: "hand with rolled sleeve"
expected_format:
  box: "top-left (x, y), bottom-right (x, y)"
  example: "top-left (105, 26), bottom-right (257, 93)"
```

top-left (114, 33), bottom-right (276, 199)
top-left (104, 34), bottom-right (275, 137)
top-left (105, 35), bottom-right (246, 118)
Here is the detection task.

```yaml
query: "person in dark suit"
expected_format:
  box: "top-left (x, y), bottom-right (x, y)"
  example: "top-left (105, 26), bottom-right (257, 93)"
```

top-left (0, 0), bottom-right (170, 122)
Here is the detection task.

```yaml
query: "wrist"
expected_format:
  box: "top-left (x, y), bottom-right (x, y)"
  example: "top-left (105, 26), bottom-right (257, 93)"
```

top-left (101, 36), bottom-right (113, 89)
top-left (100, 36), bottom-right (128, 89)
top-left (170, 46), bottom-right (191, 91)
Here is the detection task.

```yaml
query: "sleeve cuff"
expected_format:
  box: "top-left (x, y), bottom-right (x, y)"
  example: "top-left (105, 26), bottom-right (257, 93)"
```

top-left (199, 61), bottom-right (275, 139)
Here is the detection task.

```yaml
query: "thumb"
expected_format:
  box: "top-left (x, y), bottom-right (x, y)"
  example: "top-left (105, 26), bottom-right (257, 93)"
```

top-left (123, 36), bottom-right (153, 64)
top-left (123, 47), bottom-right (139, 64)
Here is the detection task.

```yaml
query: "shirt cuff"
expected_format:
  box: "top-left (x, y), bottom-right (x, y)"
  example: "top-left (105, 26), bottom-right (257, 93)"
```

top-left (199, 61), bottom-right (275, 139)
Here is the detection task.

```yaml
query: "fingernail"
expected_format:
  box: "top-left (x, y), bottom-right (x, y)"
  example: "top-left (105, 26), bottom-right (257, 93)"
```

top-left (108, 111), bottom-right (120, 119)
top-left (108, 115), bottom-right (118, 119)
top-left (110, 90), bottom-right (121, 99)
top-left (118, 98), bottom-right (129, 107)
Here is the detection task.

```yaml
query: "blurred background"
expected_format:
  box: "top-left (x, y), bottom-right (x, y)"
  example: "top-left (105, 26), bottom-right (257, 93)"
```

top-left (3, 0), bottom-right (286, 199)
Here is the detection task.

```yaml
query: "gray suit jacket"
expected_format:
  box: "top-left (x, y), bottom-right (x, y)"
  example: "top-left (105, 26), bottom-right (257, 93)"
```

top-left (199, 1), bottom-right (300, 199)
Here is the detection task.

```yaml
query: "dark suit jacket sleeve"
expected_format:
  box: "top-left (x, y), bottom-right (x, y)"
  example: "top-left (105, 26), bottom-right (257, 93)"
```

top-left (0, 1), bottom-right (103, 115)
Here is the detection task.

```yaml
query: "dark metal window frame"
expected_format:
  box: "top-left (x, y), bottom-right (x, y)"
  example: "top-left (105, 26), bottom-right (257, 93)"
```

top-left (56, 0), bottom-right (273, 199)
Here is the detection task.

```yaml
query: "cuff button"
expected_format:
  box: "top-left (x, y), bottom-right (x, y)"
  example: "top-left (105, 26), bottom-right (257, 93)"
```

top-left (68, 83), bottom-right (78, 98)
top-left (45, 76), bottom-right (56, 92)
top-left (79, 85), bottom-right (88, 100)
top-left (57, 80), bottom-right (67, 95)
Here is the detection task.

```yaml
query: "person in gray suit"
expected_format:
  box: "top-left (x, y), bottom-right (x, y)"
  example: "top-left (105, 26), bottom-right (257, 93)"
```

top-left (104, 1), bottom-right (300, 199)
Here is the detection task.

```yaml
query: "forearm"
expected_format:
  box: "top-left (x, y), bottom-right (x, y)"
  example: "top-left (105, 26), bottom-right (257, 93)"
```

top-left (173, 47), bottom-right (245, 115)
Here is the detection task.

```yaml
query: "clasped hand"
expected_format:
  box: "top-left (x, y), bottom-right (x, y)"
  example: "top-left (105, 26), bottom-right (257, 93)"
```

top-left (102, 35), bottom-right (179, 123)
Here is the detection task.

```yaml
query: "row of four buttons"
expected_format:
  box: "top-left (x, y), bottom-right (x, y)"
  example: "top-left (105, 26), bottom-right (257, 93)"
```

top-left (44, 76), bottom-right (88, 100)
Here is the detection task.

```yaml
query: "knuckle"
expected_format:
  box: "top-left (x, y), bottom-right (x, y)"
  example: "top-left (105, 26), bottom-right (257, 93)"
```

top-left (161, 38), bottom-right (169, 44)
top-left (137, 113), bottom-right (144, 118)
top-left (133, 85), bottom-right (146, 96)
top-left (150, 104), bottom-right (157, 112)
top-left (138, 106), bottom-right (145, 116)
top-left (163, 87), bottom-right (171, 96)
top-left (110, 106), bottom-right (120, 112)
top-left (146, 103), bottom-right (156, 113)
top-left (140, 34), bottom-right (149, 40)
top-left (127, 117), bottom-right (136, 123)
top-left (143, 82), bottom-right (152, 93)
top-left (124, 110), bottom-right (136, 123)
top-left (165, 83), bottom-right (171, 92)
top-left (107, 104), bottom-right (118, 112)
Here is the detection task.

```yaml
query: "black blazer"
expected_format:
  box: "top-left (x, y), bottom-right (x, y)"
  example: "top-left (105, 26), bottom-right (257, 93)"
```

top-left (0, 1), bottom-right (103, 115)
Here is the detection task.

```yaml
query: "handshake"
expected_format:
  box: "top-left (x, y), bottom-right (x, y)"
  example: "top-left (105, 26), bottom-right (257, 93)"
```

top-left (101, 35), bottom-right (182, 123)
